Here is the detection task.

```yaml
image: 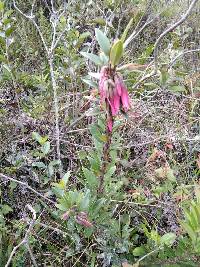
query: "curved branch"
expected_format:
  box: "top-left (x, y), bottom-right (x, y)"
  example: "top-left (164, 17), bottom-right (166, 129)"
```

top-left (0, 173), bottom-right (55, 204)
top-left (13, 0), bottom-right (48, 53)
top-left (5, 205), bottom-right (38, 267)
top-left (169, 48), bottom-right (200, 67)
top-left (154, 0), bottom-right (198, 72)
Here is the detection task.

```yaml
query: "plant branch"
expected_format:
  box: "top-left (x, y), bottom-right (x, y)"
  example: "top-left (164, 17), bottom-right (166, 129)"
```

top-left (13, 1), bottom-right (69, 172)
top-left (0, 173), bottom-right (55, 204)
top-left (169, 47), bottom-right (200, 67)
top-left (137, 247), bottom-right (160, 264)
top-left (154, 0), bottom-right (198, 73)
top-left (98, 126), bottom-right (112, 194)
top-left (5, 205), bottom-right (38, 267)
top-left (13, 0), bottom-right (48, 53)
top-left (49, 57), bottom-right (62, 173)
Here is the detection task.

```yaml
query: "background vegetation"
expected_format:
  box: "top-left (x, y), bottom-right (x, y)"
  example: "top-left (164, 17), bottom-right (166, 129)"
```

top-left (0, 0), bottom-right (200, 266)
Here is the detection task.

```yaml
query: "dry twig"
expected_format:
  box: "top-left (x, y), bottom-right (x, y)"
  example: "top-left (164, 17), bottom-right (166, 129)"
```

top-left (0, 173), bottom-right (55, 204)
top-left (5, 205), bottom-right (38, 267)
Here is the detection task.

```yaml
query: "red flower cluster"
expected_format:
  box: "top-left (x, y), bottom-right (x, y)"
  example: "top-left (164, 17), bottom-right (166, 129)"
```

top-left (99, 66), bottom-right (130, 131)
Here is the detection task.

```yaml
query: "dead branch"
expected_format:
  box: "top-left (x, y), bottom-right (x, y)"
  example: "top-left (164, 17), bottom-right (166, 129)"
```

top-left (154, 0), bottom-right (199, 72)
top-left (5, 205), bottom-right (38, 267)
top-left (0, 173), bottom-right (55, 204)
top-left (169, 47), bottom-right (200, 67)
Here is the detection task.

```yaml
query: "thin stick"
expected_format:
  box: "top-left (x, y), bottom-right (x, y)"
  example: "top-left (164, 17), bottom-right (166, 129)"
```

top-left (0, 173), bottom-right (55, 204)
top-left (169, 48), bottom-right (200, 67)
top-left (13, 1), bottom-right (69, 172)
top-left (5, 239), bottom-right (26, 267)
top-left (98, 126), bottom-right (112, 194)
top-left (154, 0), bottom-right (198, 73)
top-left (26, 243), bottom-right (38, 267)
top-left (5, 205), bottom-right (38, 267)
top-left (137, 247), bottom-right (160, 264)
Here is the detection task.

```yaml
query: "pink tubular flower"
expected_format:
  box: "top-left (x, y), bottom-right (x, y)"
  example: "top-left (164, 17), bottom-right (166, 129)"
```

top-left (75, 212), bottom-right (93, 228)
top-left (99, 67), bottom-right (130, 131)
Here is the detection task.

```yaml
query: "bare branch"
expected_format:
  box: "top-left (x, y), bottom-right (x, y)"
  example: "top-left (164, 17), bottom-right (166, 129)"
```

top-left (13, 0), bottom-right (48, 53)
top-left (132, 61), bottom-right (156, 89)
top-left (154, 0), bottom-right (198, 72)
top-left (123, 0), bottom-right (155, 48)
top-left (51, 6), bottom-right (68, 51)
top-left (25, 243), bottom-right (38, 267)
top-left (13, 1), bottom-right (68, 170)
top-left (0, 173), bottom-right (55, 204)
top-left (32, 20), bottom-right (49, 54)
top-left (49, 58), bottom-right (61, 172)
top-left (169, 47), bottom-right (200, 67)
top-left (133, 0), bottom-right (154, 33)
top-left (124, 17), bottom-right (155, 48)
top-left (51, 0), bottom-right (56, 14)
top-left (52, 28), bottom-right (67, 51)
top-left (132, 71), bottom-right (157, 90)
top-left (5, 239), bottom-right (26, 267)
top-left (30, 0), bottom-right (36, 17)
top-left (13, 0), bottom-right (33, 19)
top-left (5, 205), bottom-right (38, 267)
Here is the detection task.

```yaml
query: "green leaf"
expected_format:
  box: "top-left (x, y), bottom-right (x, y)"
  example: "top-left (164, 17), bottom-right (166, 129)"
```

top-left (170, 85), bottom-right (186, 93)
top-left (0, 55), bottom-right (8, 63)
top-left (78, 150), bottom-right (87, 160)
top-left (50, 160), bottom-right (61, 166)
top-left (166, 168), bottom-right (176, 182)
top-left (55, 203), bottom-right (66, 211)
top-left (2, 204), bottom-right (13, 215)
top-left (160, 68), bottom-right (169, 85)
top-left (79, 31), bottom-right (91, 40)
top-left (192, 201), bottom-right (200, 223)
top-left (32, 132), bottom-right (48, 145)
top-left (132, 246), bottom-right (146, 256)
top-left (189, 204), bottom-right (199, 229)
top-left (90, 18), bottom-right (106, 26)
top-left (88, 156), bottom-right (100, 172)
top-left (62, 171), bottom-right (71, 186)
top-left (160, 232), bottom-right (176, 246)
top-left (41, 141), bottom-right (50, 155)
top-left (3, 64), bottom-right (11, 73)
top-left (0, 1), bottom-right (4, 12)
top-left (48, 164), bottom-right (54, 177)
top-left (88, 72), bottom-right (100, 79)
top-left (82, 78), bottom-right (98, 88)
top-left (32, 132), bottom-right (42, 143)
top-left (110, 39), bottom-right (123, 67)
top-left (99, 52), bottom-right (109, 64)
top-left (95, 28), bottom-right (111, 56)
top-left (3, 18), bottom-right (12, 25)
top-left (89, 124), bottom-right (105, 143)
top-left (80, 52), bottom-right (103, 65)
top-left (105, 165), bottom-right (116, 179)
top-left (183, 207), bottom-right (194, 227)
top-left (32, 162), bottom-right (46, 169)
top-left (181, 221), bottom-right (196, 243)
top-left (5, 27), bottom-right (14, 37)
top-left (121, 18), bottom-right (133, 43)
top-left (79, 190), bottom-right (90, 210)
top-left (82, 167), bottom-right (98, 187)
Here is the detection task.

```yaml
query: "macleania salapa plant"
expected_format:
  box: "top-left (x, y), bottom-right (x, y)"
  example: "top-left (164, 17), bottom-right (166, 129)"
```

top-left (81, 24), bottom-right (145, 193)
top-left (99, 66), bottom-right (130, 132)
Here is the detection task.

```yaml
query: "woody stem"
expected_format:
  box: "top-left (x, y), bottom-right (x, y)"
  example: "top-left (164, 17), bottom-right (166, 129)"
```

top-left (98, 116), bottom-right (113, 194)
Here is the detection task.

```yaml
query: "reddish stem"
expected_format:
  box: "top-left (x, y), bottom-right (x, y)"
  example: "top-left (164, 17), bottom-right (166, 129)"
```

top-left (98, 114), bottom-right (113, 194)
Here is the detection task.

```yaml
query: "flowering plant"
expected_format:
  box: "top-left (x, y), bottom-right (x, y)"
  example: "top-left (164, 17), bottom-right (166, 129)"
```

top-left (99, 66), bottom-right (130, 131)
top-left (80, 22), bottom-right (145, 193)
